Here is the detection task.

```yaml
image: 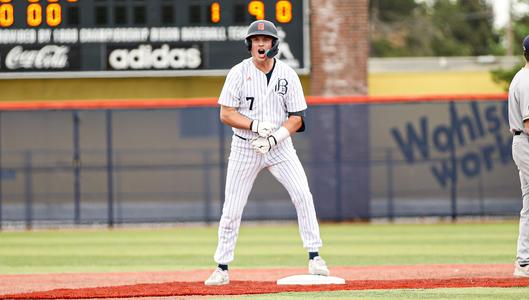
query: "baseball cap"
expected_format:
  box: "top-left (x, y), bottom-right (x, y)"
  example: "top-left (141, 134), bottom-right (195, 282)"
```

top-left (523, 35), bottom-right (529, 52)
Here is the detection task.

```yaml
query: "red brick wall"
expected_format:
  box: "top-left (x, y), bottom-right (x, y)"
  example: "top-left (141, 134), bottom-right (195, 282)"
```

top-left (310, 0), bottom-right (368, 96)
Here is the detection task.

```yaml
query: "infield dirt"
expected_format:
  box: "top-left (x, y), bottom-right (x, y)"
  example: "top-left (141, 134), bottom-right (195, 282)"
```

top-left (1, 263), bottom-right (528, 299)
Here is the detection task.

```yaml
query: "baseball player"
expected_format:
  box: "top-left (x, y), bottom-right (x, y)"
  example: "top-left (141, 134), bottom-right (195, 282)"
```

top-left (204, 20), bottom-right (329, 285)
top-left (511, 35), bottom-right (529, 278)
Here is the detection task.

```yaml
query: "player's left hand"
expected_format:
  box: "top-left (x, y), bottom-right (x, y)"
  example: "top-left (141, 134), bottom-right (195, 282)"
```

top-left (251, 120), bottom-right (277, 137)
top-left (251, 136), bottom-right (277, 154)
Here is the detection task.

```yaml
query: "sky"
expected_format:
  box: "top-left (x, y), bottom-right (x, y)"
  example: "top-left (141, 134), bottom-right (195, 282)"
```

top-left (491, 0), bottom-right (528, 29)
top-left (492, 1), bottom-right (508, 28)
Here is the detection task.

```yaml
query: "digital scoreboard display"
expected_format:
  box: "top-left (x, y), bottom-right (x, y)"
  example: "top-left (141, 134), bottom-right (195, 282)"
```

top-left (0, 0), bottom-right (308, 78)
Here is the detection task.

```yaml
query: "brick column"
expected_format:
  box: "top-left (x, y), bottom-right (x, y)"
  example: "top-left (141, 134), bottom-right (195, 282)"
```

top-left (310, 0), bottom-right (368, 96)
top-left (309, 0), bottom-right (370, 221)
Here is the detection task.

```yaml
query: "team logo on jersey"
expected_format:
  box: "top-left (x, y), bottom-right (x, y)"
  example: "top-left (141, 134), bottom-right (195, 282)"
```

top-left (275, 79), bottom-right (288, 95)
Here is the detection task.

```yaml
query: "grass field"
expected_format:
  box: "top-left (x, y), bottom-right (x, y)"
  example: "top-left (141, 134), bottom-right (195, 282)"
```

top-left (0, 221), bottom-right (527, 299)
top-left (231, 288), bottom-right (529, 300)
top-left (0, 221), bottom-right (519, 273)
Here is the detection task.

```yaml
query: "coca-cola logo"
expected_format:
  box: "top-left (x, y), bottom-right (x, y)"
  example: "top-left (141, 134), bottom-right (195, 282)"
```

top-left (4, 45), bottom-right (69, 70)
top-left (108, 44), bottom-right (201, 70)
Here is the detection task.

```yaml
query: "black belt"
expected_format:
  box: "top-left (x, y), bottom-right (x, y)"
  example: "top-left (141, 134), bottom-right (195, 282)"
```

top-left (514, 131), bottom-right (523, 136)
top-left (234, 134), bottom-right (249, 141)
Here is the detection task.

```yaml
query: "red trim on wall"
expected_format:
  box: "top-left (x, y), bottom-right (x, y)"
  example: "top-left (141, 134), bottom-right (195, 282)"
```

top-left (308, 93), bottom-right (507, 105)
top-left (0, 93), bottom-right (508, 111)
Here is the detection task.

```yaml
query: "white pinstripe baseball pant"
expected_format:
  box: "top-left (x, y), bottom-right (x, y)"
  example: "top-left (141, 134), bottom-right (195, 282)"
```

top-left (214, 136), bottom-right (322, 265)
top-left (513, 135), bottom-right (529, 264)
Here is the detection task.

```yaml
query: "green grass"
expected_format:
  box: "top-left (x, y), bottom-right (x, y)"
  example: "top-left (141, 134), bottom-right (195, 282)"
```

top-left (0, 221), bottom-right (518, 274)
top-left (222, 288), bottom-right (529, 300)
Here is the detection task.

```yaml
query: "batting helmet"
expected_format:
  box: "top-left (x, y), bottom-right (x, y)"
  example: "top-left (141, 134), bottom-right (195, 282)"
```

top-left (244, 20), bottom-right (279, 58)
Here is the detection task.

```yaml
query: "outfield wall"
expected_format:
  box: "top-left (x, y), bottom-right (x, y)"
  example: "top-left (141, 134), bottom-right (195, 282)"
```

top-left (0, 94), bottom-right (519, 227)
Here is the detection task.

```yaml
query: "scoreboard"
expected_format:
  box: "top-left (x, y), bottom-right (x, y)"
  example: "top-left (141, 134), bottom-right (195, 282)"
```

top-left (0, 0), bottom-right (308, 78)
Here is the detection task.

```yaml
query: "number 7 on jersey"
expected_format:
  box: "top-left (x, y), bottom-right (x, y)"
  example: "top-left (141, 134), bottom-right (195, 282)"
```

top-left (246, 97), bottom-right (255, 110)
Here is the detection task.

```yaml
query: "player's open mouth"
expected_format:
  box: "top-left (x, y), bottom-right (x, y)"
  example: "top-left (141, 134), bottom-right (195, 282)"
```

top-left (258, 49), bottom-right (265, 55)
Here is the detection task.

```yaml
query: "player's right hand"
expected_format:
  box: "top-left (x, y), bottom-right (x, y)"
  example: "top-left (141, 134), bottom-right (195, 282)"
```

top-left (250, 120), bottom-right (277, 137)
top-left (250, 136), bottom-right (277, 154)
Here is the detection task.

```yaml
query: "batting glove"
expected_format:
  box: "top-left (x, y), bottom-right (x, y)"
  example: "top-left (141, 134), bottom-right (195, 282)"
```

top-left (251, 136), bottom-right (277, 154)
top-left (250, 127), bottom-right (290, 155)
top-left (250, 120), bottom-right (277, 137)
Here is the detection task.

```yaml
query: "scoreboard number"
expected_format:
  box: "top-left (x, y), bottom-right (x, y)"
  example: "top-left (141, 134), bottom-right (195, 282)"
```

top-left (0, 0), bottom-right (293, 28)
top-left (1, 0), bottom-right (69, 28)
top-left (0, 0), bottom-right (13, 27)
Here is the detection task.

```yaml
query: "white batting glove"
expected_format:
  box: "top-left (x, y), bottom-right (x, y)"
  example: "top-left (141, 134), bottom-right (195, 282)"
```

top-left (251, 126), bottom-right (291, 154)
top-left (251, 136), bottom-right (277, 154)
top-left (250, 120), bottom-right (277, 137)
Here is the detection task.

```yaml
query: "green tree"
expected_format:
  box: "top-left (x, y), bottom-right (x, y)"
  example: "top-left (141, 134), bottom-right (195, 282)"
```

top-left (432, 0), bottom-right (500, 56)
top-left (489, 4), bottom-right (529, 91)
top-left (369, 0), bottom-right (502, 57)
top-left (512, 15), bottom-right (529, 52)
top-left (490, 61), bottom-right (523, 91)
top-left (369, 0), bottom-right (419, 23)
top-left (369, 0), bottom-right (428, 57)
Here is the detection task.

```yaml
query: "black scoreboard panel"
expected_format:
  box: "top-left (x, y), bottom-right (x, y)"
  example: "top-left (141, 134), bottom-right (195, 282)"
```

top-left (0, 0), bottom-right (308, 77)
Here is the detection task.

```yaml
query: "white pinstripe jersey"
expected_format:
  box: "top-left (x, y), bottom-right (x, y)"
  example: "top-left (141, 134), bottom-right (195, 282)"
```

top-left (213, 59), bottom-right (323, 266)
top-left (218, 58), bottom-right (307, 139)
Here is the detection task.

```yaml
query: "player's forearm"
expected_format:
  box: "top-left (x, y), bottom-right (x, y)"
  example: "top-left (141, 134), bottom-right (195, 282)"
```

top-left (282, 116), bottom-right (302, 135)
top-left (220, 107), bottom-right (252, 130)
